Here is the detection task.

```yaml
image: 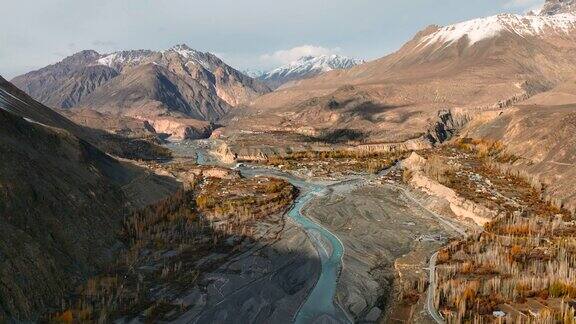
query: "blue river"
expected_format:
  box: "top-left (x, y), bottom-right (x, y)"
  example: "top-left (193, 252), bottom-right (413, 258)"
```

top-left (164, 140), bottom-right (352, 323)
top-left (239, 167), bottom-right (351, 324)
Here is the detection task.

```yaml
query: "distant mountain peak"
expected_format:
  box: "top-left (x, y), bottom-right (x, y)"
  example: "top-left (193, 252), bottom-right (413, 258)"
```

top-left (96, 50), bottom-right (154, 71)
top-left (289, 54), bottom-right (363, 67)
top-left (243, 68), bottom-right (266, 78)
top-left (258, 54), bottom-right (365, 89)
top-left (540, 0), bottom-right (576, 15)
top-left (167, 43), bottom-right (203, 57)
top-left (162, 44), bottom-right (228, 73)
top-left (70, 49), bottom-right (101, 58)
top-left (11, 44), bottom-right (270, 132)
top-left (61, 49), bottom-right (102, 65)
top-left (170, 43), bottom-right (193, 50)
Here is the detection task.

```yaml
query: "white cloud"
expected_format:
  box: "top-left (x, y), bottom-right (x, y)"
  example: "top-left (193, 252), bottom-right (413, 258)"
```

top-left (259, 45), bottom-right (341, 66)
top-left (504, 0), bottom-right (543, 13)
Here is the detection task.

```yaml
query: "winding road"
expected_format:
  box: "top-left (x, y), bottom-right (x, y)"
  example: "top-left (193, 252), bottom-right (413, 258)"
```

top-left (387, 183), bottom-right (467, 324)
top-left (427, 252), bottom-right (444, 324)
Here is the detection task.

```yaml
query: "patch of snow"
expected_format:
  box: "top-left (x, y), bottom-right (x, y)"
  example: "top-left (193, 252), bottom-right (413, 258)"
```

top-left (166, 44), bottom-right (216, 72)
top-left (421, 13), bottom-right (576, 47)
top-left (94, 44), bottom-right (227, 74)
top-left (23, 117), bottom-right (50, 128)
top-left (96, 50), bottom-right (154, 70)
top-left (0, 88), bottom-right (29, 113)
top-left (493, 310), bottom-right (506, 317)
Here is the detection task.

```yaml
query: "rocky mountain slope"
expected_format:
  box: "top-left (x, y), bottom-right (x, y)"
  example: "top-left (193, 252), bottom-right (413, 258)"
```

top-left (221, 0), bottom-right (576, 147)
top-left (11, 45), bottom-right (270, 139)
top-left (0, 76), bottom-right (172, 160)
top-left (540, 0), bottom-right (576, 15)
top-left (0, 76), bottom-right (179, 322)
top-left (9, 50), bottom-right (117, 109)
top-left (257, 54), bottom-right (364, 89)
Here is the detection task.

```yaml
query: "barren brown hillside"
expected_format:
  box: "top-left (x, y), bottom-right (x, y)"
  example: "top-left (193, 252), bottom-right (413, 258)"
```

top-left (222, 12), bottom-right (576, 147)
top-left (0, 76), bottom-right (180, 321)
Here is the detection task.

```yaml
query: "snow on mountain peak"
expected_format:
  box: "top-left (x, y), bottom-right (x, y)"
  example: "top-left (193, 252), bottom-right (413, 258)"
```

top-left (95, 45), bottom-right (222, 73)
top-left (97, 50), bottom-right (154, 70)
top-left (420, 12), bottom-right (576, 47)
top-left (255, 54), bottom-right (364, 89)
top-left (164, 44), bottom-right (220, 72)
top-left (168, 44), bottom-right (202, 59)
top-left (243, 69), bottom-right (266, 78)
top-left (263, 54), bottom-right (364, 79)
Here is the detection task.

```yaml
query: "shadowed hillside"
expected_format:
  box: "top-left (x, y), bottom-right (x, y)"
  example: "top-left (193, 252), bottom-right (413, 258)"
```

top-left (0, 75), bottom-right (172, 160)
top-left (0, 78), bottom-right (180, 321)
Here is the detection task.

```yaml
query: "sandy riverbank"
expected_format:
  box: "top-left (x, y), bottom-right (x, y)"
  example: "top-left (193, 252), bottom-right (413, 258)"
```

top-left (304, 180), bottom-right (458, 323)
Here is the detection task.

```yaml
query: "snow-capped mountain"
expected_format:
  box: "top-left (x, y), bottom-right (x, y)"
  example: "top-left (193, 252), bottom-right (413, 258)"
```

top-left (94, 45), bottom-right (246, 80)
top-left (227, 0), bottom-right (576, 148)
top-left (242, 68), bottom-right (266, 79)
top-left (258, 54), bottom-right (365, 89)
top-left (419, 13), bottom-right (576, 48)
top-left (419, 0), bottom-right (576, 50)
top-left (11, 44), bottom-right (270, 139)
top-left (12, 44), bottom-right (269, 113)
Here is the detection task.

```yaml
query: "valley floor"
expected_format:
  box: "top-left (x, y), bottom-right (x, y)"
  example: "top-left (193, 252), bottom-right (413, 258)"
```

top-left (48, 137), bottom-right (575, 324)
top-left (304, 180), bottom-right (458, 323)
top-left (142, 141), bottom-right (464, 323)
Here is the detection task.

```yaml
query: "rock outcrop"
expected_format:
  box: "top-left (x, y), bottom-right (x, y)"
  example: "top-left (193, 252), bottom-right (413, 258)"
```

top-left (403, 153), bottom-right (499, 226)
top-left (146, 117), bottom-right (213, 140)
top-left (540, 0), bottom-right (576, 15)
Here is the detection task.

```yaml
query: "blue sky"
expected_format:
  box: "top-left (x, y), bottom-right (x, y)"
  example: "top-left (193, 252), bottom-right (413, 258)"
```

top-left (0, 0), bottom-right (544, 78)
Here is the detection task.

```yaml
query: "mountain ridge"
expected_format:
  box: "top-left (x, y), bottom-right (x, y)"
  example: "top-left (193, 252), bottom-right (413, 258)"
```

top-left (11, 44), bottom-right (270, 139)
top-left (540, 0), bottom-right (576, 15)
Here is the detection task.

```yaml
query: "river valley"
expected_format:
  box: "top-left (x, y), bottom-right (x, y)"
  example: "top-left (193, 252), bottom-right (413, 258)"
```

top-left (158, 140), bottom-right (462, 323)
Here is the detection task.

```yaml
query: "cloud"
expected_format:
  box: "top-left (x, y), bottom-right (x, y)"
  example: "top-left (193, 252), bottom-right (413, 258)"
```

top-left (259, 45), bottom-right (341, 66)
top-left (503, 0), bottom-right (543, 13)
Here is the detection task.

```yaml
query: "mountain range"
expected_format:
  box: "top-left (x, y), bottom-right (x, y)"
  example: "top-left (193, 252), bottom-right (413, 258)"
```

top-left (254, 54), bottom-right (365, 89)
top-left (218, 0), bottom-right (576, 211)
top-left (10, 1), bottom-right (576, 151)
top-left (221, 1), bottom-right (576, 144)
top-left (11, 45), bottom-right (270, 139)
